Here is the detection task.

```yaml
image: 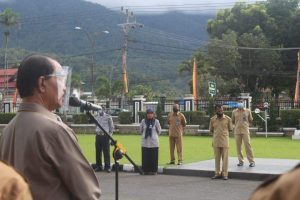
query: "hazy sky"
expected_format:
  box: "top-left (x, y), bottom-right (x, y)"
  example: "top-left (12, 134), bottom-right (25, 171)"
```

top-left (85, 0), bottom-right (265, 14)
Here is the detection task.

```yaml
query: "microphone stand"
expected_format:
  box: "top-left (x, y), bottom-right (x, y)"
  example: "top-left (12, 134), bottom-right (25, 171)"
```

top-left (85, 110), bottom-right (143, 200)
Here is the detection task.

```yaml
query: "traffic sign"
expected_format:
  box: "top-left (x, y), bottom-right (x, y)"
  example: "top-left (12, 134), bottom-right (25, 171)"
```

top-left (208, 81), bottom-right (216, 96)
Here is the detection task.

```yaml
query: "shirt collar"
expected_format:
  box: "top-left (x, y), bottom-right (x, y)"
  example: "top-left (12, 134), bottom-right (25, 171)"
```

top-left (18, 102), bottom-right (58, 121)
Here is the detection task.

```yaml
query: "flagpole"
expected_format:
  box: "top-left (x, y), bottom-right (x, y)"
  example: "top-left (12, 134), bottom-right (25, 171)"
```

top-left (294, 51), bottom-right (300, 107)
top-left (192, 58), bottom-right (199, 110)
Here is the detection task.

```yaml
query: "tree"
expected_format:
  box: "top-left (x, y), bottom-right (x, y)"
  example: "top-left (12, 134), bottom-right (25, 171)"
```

top-left (0, 8), bottom-right (19, 96)
top-left (95, 76), bottom-right (123, 99)
top-left (126, 85), bottom-right (157, 100)
top-left (71, 73), bottom-right (82, 90)
top-left (182, 1), bottom-right (299, 97)
top-left (0, 8), bottom-right (19, 49)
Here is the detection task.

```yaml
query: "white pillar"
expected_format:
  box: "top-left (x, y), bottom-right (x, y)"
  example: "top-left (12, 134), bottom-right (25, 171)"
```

top-left (239, 93), bottom-right (252, 109)
top-left (184, 94), bottom-right (194, 111)
top-left (132, 95), bottom-right (146, 123)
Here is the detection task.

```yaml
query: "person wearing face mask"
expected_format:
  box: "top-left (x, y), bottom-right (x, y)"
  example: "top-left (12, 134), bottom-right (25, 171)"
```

top-left (0, 55), bottom-right (101, 200)
top-left (139, 108), bottom-right (161, 175)
top-left (166, 104), bottom-right (187, 165)
top-left (209, 104), bottom-right (233, 180)
top-left (94, 108), bottom-right (114, 173)
top-left (231, 100), bottom-right (255, 167)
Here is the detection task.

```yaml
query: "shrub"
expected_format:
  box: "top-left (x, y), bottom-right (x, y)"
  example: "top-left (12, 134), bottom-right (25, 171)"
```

top-left (181, 111), bottom-right (206, 125)
top-left (0, 113), bottom-right (16, 124)
top-left (156, 100), bottom-right (165, 127)
top-left (280, 109), bottom-right (300, 127)
top-left (73, 114), bottom-right (89, 124)
top-left (138, 112), bottom-right (146, 123)
top-left (268, 99), bottom-right (280, 131)
top-left (119, 112), bottom-right (133, 124)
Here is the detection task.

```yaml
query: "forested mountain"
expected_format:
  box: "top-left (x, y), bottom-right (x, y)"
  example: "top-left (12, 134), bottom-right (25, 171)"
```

top-left (0, 0), bottom-right (213, 96)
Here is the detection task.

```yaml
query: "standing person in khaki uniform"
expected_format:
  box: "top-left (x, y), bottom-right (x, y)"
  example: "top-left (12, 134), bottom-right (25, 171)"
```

top-left (209, 104), bottom-right (232, 180)
top-left (232, 100), bottom-right (255, 167)
top-left (249, 163), bottom-right (300, 200)
top-left (0, 161), bottom-right (32, 200)
top-left (167, 104), bottom-right (187, 165)
top-left (0, 55), bottom-right (101, 200)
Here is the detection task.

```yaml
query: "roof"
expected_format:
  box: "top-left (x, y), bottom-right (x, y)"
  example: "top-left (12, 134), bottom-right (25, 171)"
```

top-left (0, 68), bottom-right (17, 76)
top-left (0, 68), bottom-right (17, 88)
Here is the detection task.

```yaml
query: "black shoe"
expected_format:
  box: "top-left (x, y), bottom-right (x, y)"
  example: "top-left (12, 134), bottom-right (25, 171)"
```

top-left (167, 161), bottom-right (175, 165)
top-left (105, 168), bottom-right (111, 173)
top-left (211, 175), bottom-right (222, 179)
top-left (249, 163), bottom-right (255, 167)
top-left (237, 162), bottom-right (244, 167)
top-left (94, 166), bottom-right (103, 172)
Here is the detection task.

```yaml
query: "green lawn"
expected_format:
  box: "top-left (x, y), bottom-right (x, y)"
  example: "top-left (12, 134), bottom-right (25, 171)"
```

top-left (78, 134), bottom-right (300, 166)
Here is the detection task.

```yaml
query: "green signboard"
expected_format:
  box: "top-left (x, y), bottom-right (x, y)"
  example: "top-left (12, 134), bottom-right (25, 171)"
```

top-left (208, 81), bottom-right (216, 96)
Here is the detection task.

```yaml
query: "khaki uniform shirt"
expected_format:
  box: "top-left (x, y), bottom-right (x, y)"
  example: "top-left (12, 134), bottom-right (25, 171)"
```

top-left (167, 112), bottom-right (187, 137)
top-left (0, 161), bottom-right (32, 200)
top-left (209, 115), bottom-right (233, 148)
top-left (249, 163), bottom-right (300, 200)
top-left (0, 103), bottom-right (101, 200)
top-left (232, 108), bottom-right (253, 134)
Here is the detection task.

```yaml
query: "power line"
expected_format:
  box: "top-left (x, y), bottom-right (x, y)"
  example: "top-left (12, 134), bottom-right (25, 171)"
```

top-left (129, 39), bottom-right (198, 51)
top-left (128, 46), bottom-right (192, 56)
top-left (107, 1), bottom-right (265, 9)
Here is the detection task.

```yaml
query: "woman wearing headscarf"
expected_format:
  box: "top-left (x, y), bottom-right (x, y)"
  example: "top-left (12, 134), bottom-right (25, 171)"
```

top-left (139, 108), bottom-right (162, 175)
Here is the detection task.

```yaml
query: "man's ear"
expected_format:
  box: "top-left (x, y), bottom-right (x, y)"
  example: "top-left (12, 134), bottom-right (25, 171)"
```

top-left (37, 76), bottom-right (47, 93)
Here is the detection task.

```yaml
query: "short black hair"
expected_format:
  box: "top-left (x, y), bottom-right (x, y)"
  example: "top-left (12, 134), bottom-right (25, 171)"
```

top-left (215, 104), bottom-right (223, 110)
top-left (17, 54), bottom-right (55, 98)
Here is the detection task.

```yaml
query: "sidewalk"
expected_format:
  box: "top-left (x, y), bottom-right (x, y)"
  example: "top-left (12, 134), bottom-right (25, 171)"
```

top-left (163, 157), bottom-right (299, 180)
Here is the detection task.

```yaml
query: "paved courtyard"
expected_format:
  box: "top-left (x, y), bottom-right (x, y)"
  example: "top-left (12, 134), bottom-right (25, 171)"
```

top-left (96, 172), bottom-right (261, 200)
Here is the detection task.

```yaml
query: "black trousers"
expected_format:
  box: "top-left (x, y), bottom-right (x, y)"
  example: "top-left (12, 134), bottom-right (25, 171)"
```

top-left (95, 135), bottom-right (110, 169)
top-left (142, 147), bottom-right (159, 173)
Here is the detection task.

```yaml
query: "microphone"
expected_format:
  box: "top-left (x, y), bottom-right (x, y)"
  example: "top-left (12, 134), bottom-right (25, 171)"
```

top-left (69, 96), bottom-right (102, 111)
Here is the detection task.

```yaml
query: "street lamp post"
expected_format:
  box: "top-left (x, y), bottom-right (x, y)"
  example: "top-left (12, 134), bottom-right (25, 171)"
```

top-left (74, 26), bottom-right (109, 99)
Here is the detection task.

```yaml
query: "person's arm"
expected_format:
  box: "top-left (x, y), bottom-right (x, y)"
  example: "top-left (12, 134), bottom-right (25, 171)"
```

top-left (248, 109), bottom-right (253, 125)
top-left (209, 118), bottom-right (214, 134)
top-left (181, 113), bottom-right (187, 127)
top-left (228, 117), bottom-right (233, 132)
top-left (231, 110), bottom-right (235, 124)
top-left (47, 126), bottom-right (101, 200)
top-left (139, 119), bottom-right (145, 134)
top-left (108, 115), bottom-right (114, 134)
top-left (156, 119), bottom-right (162, 135)
top-left (167, 113), bottom-right (171, 125)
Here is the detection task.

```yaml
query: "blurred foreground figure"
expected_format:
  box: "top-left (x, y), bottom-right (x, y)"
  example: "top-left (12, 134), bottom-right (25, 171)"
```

top-left (249, 163), bottom-right (300, 200)
top-left (0, 161), bottom-right (32, 200)
top-left (0, 55), bottom-right (101, 200)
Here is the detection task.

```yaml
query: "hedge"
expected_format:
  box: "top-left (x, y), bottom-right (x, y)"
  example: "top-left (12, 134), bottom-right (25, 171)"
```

top-left (119, 112), bottom-right (133, 124)
top-left (280, 109), bottom-right (300, 127)
top-left (73, 114), bottom-right (89, 124)
top-left (0, 113), bottom-right (16, 124)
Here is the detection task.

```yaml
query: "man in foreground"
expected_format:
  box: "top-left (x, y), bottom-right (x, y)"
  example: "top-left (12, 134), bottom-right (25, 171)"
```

top-left (209, 104), bottom-right (232, 180)
top-left (0, 55), bottom-right (101, 200)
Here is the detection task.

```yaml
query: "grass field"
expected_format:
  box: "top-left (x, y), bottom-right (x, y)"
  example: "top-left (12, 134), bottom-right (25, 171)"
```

top-left (78, 134), bottom-right (300, 166)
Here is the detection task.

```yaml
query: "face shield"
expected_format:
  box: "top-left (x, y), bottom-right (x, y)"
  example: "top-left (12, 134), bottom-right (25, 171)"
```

top-left (53, 66), bottom-right (72, 111)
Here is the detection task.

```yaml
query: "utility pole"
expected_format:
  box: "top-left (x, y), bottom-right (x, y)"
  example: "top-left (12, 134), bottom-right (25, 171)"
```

top-left (118, 7), bottom-right (143, 108)
top-left (74, 27), bottom-right (109, 100)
